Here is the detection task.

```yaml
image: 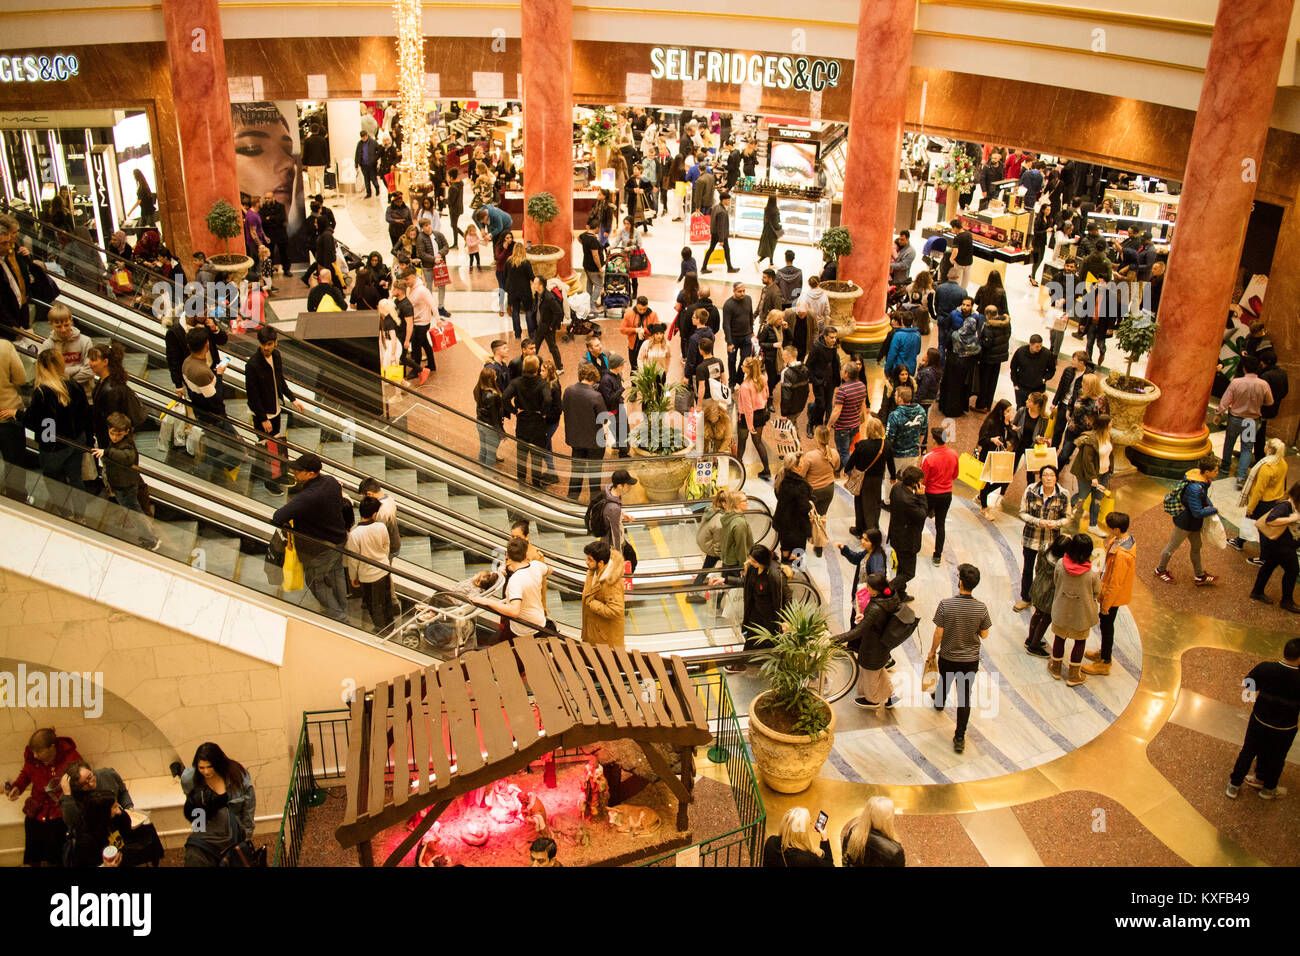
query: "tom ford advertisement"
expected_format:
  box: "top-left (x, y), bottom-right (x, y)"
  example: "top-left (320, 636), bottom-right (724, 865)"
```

top-left (230, 100), bottom-right (307, 257)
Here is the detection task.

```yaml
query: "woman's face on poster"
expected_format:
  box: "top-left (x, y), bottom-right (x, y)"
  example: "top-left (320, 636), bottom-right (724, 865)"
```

top-left (235, 117), bottom-right (297, 210)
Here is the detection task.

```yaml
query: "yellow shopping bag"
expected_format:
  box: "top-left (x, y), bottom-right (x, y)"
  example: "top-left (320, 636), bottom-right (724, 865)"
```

top-left (382, 364), bottom-right (405, 382)
top-left (282, 531), bottom-right (305, 592)
top-left (957, 452), bottom-right (986, 490)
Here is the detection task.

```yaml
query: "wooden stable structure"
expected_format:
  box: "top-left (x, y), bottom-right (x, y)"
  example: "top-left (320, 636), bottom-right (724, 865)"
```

top-left (334, 636), bottom-right (713, 866)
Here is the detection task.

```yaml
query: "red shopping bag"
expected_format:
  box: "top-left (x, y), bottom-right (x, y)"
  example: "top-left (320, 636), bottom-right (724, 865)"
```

top-left (431, 319), bottom-right (457, 351)
top-left (431, 259), bottom-right (451, 288)
top-left (265, 437), bottom-right (283, 481)
top-left (241, 288), bottom-right (266, 330)
top-left (689, 212), bottom-right (710, 243)
top-left (684, 407), bottom-right (700, 444)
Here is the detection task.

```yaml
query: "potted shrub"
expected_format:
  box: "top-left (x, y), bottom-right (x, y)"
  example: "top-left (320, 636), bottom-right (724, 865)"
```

top-left (746, 599), bottom-right (838, 794)
top-left (204, 198), bottom-right (254, 284)
top-left (626, 360), bottom-right (693, 502)
top-left (815, 226), bottom-right (862, 335)
top-left (582, 106), bottom-right (617, 173)
top-left (524, 192), bottom-right (564, 279)
top-left (1101, 308), bottom-right (1162, 476)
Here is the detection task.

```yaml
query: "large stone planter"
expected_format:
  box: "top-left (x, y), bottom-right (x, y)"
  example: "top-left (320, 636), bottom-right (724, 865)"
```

top-left (208, 253), bottom-right (253, 285)
top-left (526, 246), bottom-right (564, 280)
top-left (820, 280), bottom-right (862, 338)
top-left (629, 446), bottom-right (692, 502)
top-left (747, 691), bottom-right (836, 794)
top-left (1101, 374), bottom-right (1161, 477)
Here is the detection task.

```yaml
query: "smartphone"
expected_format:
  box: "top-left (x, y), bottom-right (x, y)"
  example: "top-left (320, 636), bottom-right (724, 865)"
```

top-left (814, 810), bottom-right (828, 833)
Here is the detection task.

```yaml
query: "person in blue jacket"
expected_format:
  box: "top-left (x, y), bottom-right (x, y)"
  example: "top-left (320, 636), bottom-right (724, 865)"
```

top-left (473, 204), bottom-right (513, 250)
top-left (884, 313), bottom-right (923, 377)
top-left (1154, 455), bottom-right (1220, 587)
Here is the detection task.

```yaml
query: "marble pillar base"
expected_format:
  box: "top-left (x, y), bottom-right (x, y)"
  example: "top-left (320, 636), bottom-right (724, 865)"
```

top-left (1130, 425), bottom-right (1213, 478)
top-left (841, 321), bottom-right (890, 362)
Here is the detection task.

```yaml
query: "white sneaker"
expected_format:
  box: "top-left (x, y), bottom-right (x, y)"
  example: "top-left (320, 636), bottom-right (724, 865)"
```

top-left (1258, 786), bottom-right (1288, 800)
top-left (1088, 525), bottom-right (1104, 536)
top-left (1225, 783), bottom-right (1240, 799)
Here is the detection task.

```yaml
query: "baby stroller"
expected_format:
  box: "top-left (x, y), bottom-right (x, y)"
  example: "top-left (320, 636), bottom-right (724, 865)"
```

top-left (563, 283), bottom-right (598, 342)
top-left (600, 250), bottom-right (632, 317)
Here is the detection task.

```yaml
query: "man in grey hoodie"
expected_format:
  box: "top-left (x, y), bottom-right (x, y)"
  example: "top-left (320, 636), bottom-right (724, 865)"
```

top-left (775, 249), bottom-right (803, 308)
top-left (796, 275), bottom-right (830, 332)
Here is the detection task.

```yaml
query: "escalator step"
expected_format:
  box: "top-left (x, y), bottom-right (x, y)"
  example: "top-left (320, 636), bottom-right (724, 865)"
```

top-left (232, 553), bottom-right (279, 597)
top-left (320, 441), bottom-right (355, 468)
top-left (195, 537), bottom-right (241, 580)
top-left (425, 551), bottom-right (466, 580)
top-left (286, 428), bottom-right (322, 450)
top-left (419, 480), bottom-right (449, 506)
top-left (402, 536), bottom-right (433, 569)
top-left (121, 353), bottom-right (149, 378)
top-left (353, 456), bottom-right (386, 480)
top-left (386, 469), bottom-right (419, 495)
top-left (477, 507), bottom-right (510, 532)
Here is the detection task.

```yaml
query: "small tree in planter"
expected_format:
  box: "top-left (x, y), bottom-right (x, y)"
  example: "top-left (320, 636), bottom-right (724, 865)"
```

top-left (746, 599), bottom-right (838, 793)
top-left (1113, 308), bottom-right (1158, 391)
top-left (525, 192), bottom-right (560, 253)
top-left (815, 225), bottom-right (862, 334)
top-left (204, 199), bottom-right (247, 264)
top-left (816, 226), bottom-right (853, 273)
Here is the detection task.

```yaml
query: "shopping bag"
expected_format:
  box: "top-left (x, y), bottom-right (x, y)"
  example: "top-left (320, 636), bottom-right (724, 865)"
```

top-left (1023, 444), bottom-right (1058, 472)
top-left (689, 212), bottom-right (710, 243)
top-left (957, 452), bottom-right (986, 490)
top-left (431, 319), bottom-right (457, 351)
top-left (627, 248), bottom-right (651, 277)
top-left (921, 648), bottom-right (939, 696)
top-left (382, 364), bottom-right (406, 381)
top-left (110, 268), bottom-right (133, 295)
top-left (281, 531), bottom-right (305, 592)
top-left (809, 507), bottom-right (829, 549)
top-left (1043, 408), bottom-right (1057, 441)
top-left (979, 450), bottom-right (1015, 484)
top-left (684, 408), bottom-right (700, 445)
top-left (1202, 514), bottom-right (1227, 550)
top-left (432, 259), bottom-right (451, 288)
top-left (772, 417), bottom-right (800, 457)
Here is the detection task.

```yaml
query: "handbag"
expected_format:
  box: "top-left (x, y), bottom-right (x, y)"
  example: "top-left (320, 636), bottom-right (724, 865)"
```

top-left (282, 529), bottom-right (305, 592)
top-left (217, 809), bottom-right (268, 868)
top-left (775, 227), bottom-right (785, 239)
top-left (809, 506), bottom-right (828, 549)
top-left (627, 248), bottom-right (650, 276)
top-left (382, 364), bottom-right (406, 382)
top-left (845, 440), bottom-right (884, 496)
top-left (1257, 508), bottom-right (1294, 541)
top-left (957, 452), bottom-right (986, 490)
top-left (81, 451), bottom-right (98, 483)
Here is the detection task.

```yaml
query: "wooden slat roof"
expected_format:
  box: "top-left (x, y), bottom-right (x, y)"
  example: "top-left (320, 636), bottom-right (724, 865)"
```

top-left (334, 637), bottom-right (712, 850)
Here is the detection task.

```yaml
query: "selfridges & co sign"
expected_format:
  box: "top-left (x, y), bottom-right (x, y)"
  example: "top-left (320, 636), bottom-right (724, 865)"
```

top-left (649, 48), bottom-right (840, 92)
top-left (0, 54), bottom-right (81, 83)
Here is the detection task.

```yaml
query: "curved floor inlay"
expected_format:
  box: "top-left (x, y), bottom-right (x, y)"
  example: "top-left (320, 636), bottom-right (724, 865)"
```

top-left (735, 482), bottom-right (1143, 786)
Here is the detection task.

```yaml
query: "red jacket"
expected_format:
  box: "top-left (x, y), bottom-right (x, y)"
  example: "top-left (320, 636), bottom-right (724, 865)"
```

top-left (9, 737), bottom-right (82, 821)
top-left (921, 444), bottom-right (960, 495)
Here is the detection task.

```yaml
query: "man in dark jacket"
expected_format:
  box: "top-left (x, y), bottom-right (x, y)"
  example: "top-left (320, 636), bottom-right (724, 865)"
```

top-left (977, 150), bottom-right (1004, 210)
top-left (301, 124), bottom-right (330, 197)
top-left (700, 195), bottom-right (738, 274)
top-left (887, 465), bottom-right (928, 601)
top-left (1009, 334), bottom-right (1057, 407)
top-left (722, 281), bottom-right (754, 386)
top-left (692, 165), bottom-right (717, 216)
top-left (314, 224), bottom-right (339, 286)
top-left (246, 325), bottom-right (306, 494)
top-left (503, 354), bottom-right (553, 487)
top-left (1255, 350), bottom-right (1289, 462)
top-left (531, 276), bottom-right (565, 371)
top-left (775, 250), bottom-right (803, 308)
top-left (563, 363), bottom-right (607, 500)
top-left (1154, 455), bottom-right (1220, 587)
top-left (599, 353), bottom-right (628, 459)
top-left (354, 130), bottom-right (380, 199)
top-left (306, 267), bottom-right (346, 312)
top-left (756, 268), bottom-right (783, 323)
top-left (684, 310), bottom-right (714, 384)
top-left (259, 191), bottom-right (290, 277)
top-left (806, 326), bottom-right (841, 437)
top-left (166, 312), bottom-right (227, 398)
top-left (272, 453), bottom-right (354, 621)
top-left (385, 192), bottom-right (413, 246)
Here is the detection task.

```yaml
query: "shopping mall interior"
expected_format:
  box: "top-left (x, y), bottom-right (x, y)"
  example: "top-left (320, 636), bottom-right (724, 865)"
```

top-left (0, 0), bottom-right (1297, 892)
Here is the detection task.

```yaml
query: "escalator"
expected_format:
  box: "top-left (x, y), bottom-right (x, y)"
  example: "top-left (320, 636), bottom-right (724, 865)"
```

top-left (0, 217), bottom-right (825, 654)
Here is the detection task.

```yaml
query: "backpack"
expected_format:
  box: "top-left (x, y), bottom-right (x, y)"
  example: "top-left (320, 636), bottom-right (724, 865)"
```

top-left (585, 490), bottom-right (610, 538)
top-left (780, 364), bottom-right (810, 417)
top-left (1162, 480), bottom-right (1189, 518)
top-left (880, 603), bottom-right (919, 651)
top-left (696, 509), bottom-right (724, 556)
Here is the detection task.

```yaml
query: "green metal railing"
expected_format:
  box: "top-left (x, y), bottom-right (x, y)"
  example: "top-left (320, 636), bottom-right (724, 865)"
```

top-left (641, 672), bottom-right (765, 868)
top-left (274, 709), bottom-right (353, 867)
top-left (274, 671), bottom-right (765, 867)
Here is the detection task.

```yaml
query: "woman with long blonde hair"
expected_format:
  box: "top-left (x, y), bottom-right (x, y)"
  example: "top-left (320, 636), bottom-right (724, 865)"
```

top-left (1060, 371), bottom-right (1108, 467)
top-left (26, 349), bottom-right (91, 519)
top-left (1232, 438), bottom-right (1289, 550)
top-left (762, 807), bottom-right (832, 867)
top-left (841, 796), bottom-right (905, 866)
top-left (504, 242), bottom-right (536, 339)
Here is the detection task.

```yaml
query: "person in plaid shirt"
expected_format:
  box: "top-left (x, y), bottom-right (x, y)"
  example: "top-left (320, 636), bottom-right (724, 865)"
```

top-left (1015, 464), bottom-right (1071, 611)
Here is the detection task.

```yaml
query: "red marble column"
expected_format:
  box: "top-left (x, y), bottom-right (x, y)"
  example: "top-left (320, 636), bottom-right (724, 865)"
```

top-left (1137, 0), bottom-right (1294, 464)
top-left (161, 0), bottom-right (243, 258)
top-left (521, 0), bottom-right (574, 276)
top-left (837, 0), bottom-right (914, 337)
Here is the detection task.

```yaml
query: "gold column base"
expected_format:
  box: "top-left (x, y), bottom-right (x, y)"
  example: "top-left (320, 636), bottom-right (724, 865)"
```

top-left (841, 321), bottom-right (890, 349)
top-left (1131, 425), bottom-right (1212, 462)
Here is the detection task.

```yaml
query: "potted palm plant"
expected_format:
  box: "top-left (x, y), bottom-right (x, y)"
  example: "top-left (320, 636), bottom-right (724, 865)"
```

top-left (524, 192), bottom-right (564, 279)
top-left (626, 360), bottom-right (692, 502)
top-left (204, 198), bottom-right (254, 284)
top-left (746, 599), bottom-right (838, 794)
top-left (1101, 307), bottom-right (1162, 476)
top-left (815, 226), bottom-right (862, 335)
